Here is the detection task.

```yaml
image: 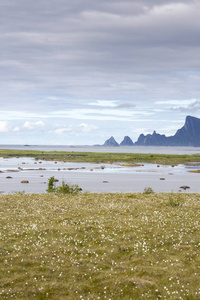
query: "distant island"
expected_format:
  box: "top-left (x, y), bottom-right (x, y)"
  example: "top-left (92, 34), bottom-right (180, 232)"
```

top-left (103, 115), bottom-right (200, 147)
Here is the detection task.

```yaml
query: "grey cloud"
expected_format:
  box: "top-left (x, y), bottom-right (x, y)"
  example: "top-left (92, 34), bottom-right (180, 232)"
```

top-left (115, 103), bottom-right (136, 109)
top-left (172, 100), bottom-right (200, 112)
top-left (0, 0), bottom-right (200, 145)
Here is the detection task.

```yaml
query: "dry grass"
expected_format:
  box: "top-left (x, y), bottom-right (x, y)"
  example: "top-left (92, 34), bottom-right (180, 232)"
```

top-left (1, 192), bottom-right (200, 299)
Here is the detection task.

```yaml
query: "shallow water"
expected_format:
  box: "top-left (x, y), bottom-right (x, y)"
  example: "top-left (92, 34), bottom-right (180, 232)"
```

top-left (0, 157), bottom-right (199, 194)
top-left (1, 144), bottom-right (200, 154)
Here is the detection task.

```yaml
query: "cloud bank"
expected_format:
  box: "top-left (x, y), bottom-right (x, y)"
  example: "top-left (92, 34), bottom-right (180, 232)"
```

top-left (0, 0), bottom-right (200, 144)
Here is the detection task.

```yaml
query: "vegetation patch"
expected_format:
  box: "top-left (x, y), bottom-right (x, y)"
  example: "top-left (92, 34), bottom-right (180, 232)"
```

top-left (1, 192), bottom-right (200, 299)
top-left (1, 149), bottom-right (200, 165)
top-left (46, 176), bottom-right (81, 194)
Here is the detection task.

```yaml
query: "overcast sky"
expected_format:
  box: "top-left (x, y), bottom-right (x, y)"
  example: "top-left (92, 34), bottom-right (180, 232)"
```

top-left (1, 0), bottom-right (200, 145)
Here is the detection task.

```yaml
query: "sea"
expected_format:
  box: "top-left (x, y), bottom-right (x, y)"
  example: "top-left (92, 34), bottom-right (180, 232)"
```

top-left (1, 144), bottom-right (200, 154)
top-left (1, 145), bottom-right (200, 194)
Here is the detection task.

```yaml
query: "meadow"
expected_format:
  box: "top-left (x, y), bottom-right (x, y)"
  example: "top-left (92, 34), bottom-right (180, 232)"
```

top-left (1, 148), bottom-right (200, 165)
top-left (1, 192), bottom-right (200, 299)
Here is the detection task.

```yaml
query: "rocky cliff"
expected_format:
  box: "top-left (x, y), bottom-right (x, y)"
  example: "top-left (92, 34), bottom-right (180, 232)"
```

top-left (135, 116), bottom-right (200, 146)
top-left (172, 115), bottom-right (200, 146)
top-left (103, 116), bottom-right (200, 147)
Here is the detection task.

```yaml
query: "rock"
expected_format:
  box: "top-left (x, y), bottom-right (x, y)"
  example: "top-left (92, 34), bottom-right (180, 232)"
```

top-left (53, 178), bottom-right (59, 182)
top-left (6, 176), bottom-right (13, 179)
top-left (160, 178), bottom-right (165, 180)
top-left (21, 180), bottom-right (29, 183)
top-left (180, 185), bottom-right (190, 190)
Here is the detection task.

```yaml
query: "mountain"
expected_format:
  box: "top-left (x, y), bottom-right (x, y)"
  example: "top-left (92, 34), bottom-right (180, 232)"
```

top-left (120, 136), bottom-right (134, 146)
top-left (135, 131), bottom-right (168, 146)
top-left (135, 116), bottom-right (200, 146)
top-left (103, 116), bottom-right (200, 147)
top-left (172, 115), bottom-right (200, 146)
top-left (103, 136), bottom-right (119, 146)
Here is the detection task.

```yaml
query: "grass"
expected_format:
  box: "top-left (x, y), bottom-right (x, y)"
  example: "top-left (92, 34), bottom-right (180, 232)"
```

top-left (1, 148), bottom-right (200, 165)
top-left (1, 192), bottom-right (200, 299)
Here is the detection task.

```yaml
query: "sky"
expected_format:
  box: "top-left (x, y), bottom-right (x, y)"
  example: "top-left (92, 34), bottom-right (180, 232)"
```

top-left (1, 0), bottom-right (200, 145)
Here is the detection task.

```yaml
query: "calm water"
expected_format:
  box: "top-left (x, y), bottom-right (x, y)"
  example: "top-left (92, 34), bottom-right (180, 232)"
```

top-left (0, 154), bottom-right (200, 194)
top-left (1, 144), bottom-right (200, 154)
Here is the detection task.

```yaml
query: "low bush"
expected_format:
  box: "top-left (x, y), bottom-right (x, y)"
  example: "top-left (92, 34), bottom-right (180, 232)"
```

top-left (166, 193), bottom-right (182, 207)
top-left (46, 176), bottom-right (81, 194)
top-left (46, 176), bottom-right (55, 192)
top-left (143, 187), bottom-right (154, 194)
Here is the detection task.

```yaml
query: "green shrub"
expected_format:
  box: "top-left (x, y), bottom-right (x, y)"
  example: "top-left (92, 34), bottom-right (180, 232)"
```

top-left (166, 193), bottom-right (182, 207)
top-left (56, 181), bottom-right (81, 194)
top-left (46, 176), bottom-right (56, 192)
top-left (46, 177), bottom-right (81, 194)
top-left (143, 187), bottom-right (154, 195)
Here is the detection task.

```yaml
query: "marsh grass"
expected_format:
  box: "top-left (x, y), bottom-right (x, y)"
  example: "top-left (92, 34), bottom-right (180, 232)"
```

top-left (1, 149), bottom-right (200, 165)
top-left (1, 193), bottom-right (200, 299)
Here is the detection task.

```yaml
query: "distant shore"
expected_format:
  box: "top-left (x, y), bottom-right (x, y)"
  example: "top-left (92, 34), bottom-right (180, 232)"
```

top-left (1, 148), bottom-right (200, 165)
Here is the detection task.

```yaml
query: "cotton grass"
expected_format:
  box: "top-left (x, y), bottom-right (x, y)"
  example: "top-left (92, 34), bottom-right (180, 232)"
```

top-left (1, 192), bottom-right (200, 299)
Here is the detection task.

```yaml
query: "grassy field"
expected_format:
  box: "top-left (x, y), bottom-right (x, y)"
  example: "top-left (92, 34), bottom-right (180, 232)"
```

top-left (1, 192), bottom-right (200, 299)
top-left (1, 148), bottom-right (200, 165)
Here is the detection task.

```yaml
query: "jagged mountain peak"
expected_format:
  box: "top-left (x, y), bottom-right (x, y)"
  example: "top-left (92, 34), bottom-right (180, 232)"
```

top-left (103, 136), bottom-right (119, 146)
top-left (103, 116), bottom-right (200, 147)
top-left (120, 136), bottom-right (134, 146)
top-left (135, 115), bottom-right (200, 146)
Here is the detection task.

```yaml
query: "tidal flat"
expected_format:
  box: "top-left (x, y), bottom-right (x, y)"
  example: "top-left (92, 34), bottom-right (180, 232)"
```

top-left (1, 156), bottom-right (200, 193)
top-left (1, 192), bottom-right (200, 299)
top-left (1, 149), bottom-right (200, 193)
